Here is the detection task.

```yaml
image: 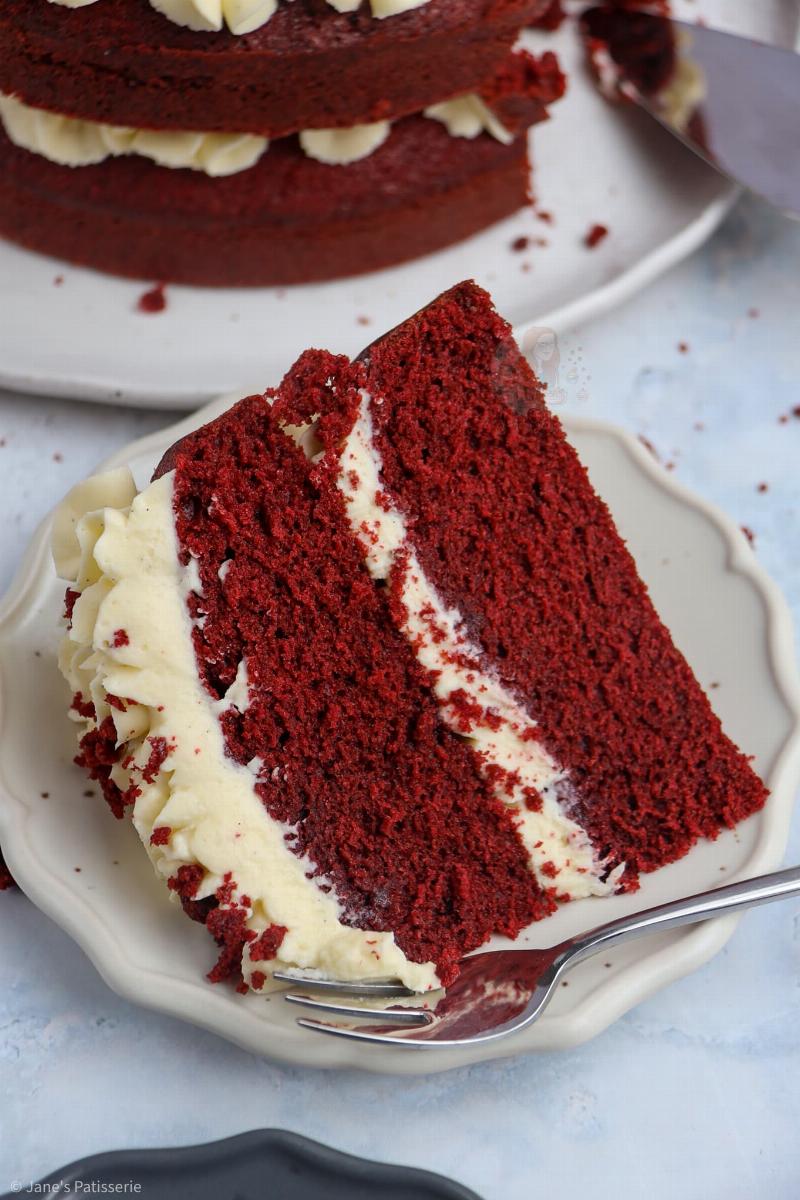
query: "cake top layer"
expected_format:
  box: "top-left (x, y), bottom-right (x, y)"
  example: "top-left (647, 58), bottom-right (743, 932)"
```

top-left (19, 0), bottom-right (539, 56)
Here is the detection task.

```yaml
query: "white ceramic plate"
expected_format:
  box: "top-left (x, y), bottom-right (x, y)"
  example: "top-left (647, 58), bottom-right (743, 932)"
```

top-left (4, 0), bottom-right (779, 409)
top-left (1, 398), bottom-right (799, 1075)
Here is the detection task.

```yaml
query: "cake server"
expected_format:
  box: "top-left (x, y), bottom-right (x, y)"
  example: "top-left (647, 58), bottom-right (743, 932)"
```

top-left (278, 864), bottom-right (800, 1048)
top-left (580, 7), bottom-right (800, 219)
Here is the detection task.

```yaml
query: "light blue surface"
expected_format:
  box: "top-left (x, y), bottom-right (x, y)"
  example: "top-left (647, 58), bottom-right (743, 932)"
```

top-left (1, 195), bottom-right (799, 1199)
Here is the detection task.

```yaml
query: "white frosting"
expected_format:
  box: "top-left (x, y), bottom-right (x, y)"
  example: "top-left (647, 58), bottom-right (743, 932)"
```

top-left (0, 94), bottom-right (268, 176)
top-left (369, 0), bottom-right (430, 16)
top-left (298, 121), bottom-right (390, 166)
top-left (53, 466), bottom-right (438, 994)
top-left (335, 391), bottom-right (623, 900)
top-left (424, 95), bottom-right (514, 146)
top-left (1, 92), bottom-right (512, 176)
top-left (47, 0), bottom-right (431, 33)
top-left (150, 0), bottom-right (278, 35)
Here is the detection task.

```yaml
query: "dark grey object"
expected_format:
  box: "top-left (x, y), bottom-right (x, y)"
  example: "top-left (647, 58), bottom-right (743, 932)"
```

top-left (0, 1130), bottom-right (482, 1200)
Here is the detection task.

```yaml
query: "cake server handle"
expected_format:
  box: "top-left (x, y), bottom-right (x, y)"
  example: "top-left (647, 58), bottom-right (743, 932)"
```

top-left (563, 864), bottom-right (800, 967)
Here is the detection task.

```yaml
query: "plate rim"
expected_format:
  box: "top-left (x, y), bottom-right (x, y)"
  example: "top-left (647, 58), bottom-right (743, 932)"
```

top-left (0, 403), bottom-right (798, 1075)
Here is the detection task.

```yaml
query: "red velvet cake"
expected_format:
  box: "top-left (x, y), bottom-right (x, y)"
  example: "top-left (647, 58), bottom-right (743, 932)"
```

top-left (53, 282), bottom-right (767, 994)
top-left (0, 0), bottom-right (563, 285)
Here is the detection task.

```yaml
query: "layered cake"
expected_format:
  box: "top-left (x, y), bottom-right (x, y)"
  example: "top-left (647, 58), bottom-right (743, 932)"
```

top-left (0, 0), bottom-right (563, 285)
top-left (53, 282), bottom-right (767, 992)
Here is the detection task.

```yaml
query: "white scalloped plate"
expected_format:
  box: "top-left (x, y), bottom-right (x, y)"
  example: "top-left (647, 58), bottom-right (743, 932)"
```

top-left (1, 398), bottom-right (799, 1074)
top-left (0, 0), bottom-right (763, 409)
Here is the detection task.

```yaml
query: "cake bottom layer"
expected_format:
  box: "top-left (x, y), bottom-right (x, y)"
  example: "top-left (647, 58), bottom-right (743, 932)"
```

top-left (0, 117), bottom-right (531, 287)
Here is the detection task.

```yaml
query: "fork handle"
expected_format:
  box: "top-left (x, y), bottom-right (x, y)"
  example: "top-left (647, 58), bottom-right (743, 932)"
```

top-left (563, 864), bottom-right (800, 967)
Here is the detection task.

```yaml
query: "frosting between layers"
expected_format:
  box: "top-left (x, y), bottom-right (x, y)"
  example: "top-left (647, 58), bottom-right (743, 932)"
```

top-left (0, 94), bottom-right (268, 176)
top-left (335, 391), bottom-right (623, 900)
top-left (47, 0), bottom-right (431, 34)
top-left (424, 94), bottom-right (514, 146)
top-left (53, 467), bottom-right (439, 994)
top-left (0, 92), bottom-right (511, 175)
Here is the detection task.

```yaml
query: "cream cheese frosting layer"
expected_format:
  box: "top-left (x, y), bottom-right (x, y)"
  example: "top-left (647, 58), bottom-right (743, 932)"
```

top-left (0, 94), bottom-right (268, 176)
top-left (53, 467), bottom-right (439, 994)
top-left (335, 391), bottom-right (624, 901)
top-left (1, 92), bottom-right (511, 175)
top-left (47, 0), bottom-right (431, 35)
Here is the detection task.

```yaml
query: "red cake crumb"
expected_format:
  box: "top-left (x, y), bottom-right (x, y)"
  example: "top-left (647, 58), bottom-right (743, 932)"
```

top-left (531, 0), bottom-right (565, 31)
top-left (64, 589), bottom-right (80, 624)
top-left (757, 483), bottom-right (769, 494)
top-left (747, 308), bottom-right (760, 319)
top-left (584, 222), bottom-right (609, 248)
top-left (206, 876), bottom-right (255, 989)
top-left (150, 826), bottom-right (171, 846)
top-left (249, 924), bottom-right (289, 962)
top-left (638, 435), bottom-right (661, 463)
top-left (677, 341), bottom-right (689, 354)
top-left (53, 452), bottom-right (63, 463)
top-left (511, 235), bottom-right (530, 251)
top-left (137, 284), bottom-right (167, 314)
top-left (75, 717), bottom-right (130, 819)
top-left (0, 847), bottom-right (15, 890)
top-left (168, 864), bottom-right (204, 901)
top-left (141, 736), bottom-right (171, 784)
top-left (537, 210), bottom-right (553, 223)
top-left (250, 971), bottom-right (267, 991)
top-left (112, 629), bottom-right (130, 647)
top-left (53, 275), bottom-right (63, 286)
top-left (741, 526), bottom-right (756, 546)
top-left (70, 691), bottom-right (95, 720)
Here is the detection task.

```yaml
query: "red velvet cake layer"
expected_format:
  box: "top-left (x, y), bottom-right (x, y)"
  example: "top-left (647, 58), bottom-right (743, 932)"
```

top-left (1, 0), bottom-right (553, 136)
top-left (0, 118), bottom-right (533, 286)
top-left (152, 386), bottom-right (554, 985)
top-left (307, 283), bottom-right (768, 887)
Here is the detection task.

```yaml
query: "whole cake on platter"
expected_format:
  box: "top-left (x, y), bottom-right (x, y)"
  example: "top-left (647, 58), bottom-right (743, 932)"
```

top-left (0, 0), bottom-right (564, 285)
top-left (52, 282), bottom-right (768, 995)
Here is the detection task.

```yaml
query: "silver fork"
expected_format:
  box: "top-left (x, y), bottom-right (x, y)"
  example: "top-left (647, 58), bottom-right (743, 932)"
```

top-left (275, 866), bottom-right (800, 1049)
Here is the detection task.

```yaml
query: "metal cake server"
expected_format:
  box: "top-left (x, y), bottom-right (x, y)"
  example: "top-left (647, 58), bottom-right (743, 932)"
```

top-left (277, 864), bottom-right (800, 1049)
top-left (581, 7), bottom-right (800, 218)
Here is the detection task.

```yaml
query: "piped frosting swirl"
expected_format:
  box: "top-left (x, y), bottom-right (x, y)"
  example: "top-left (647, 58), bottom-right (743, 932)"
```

top-left (47, 0), bottom-right (432, 35)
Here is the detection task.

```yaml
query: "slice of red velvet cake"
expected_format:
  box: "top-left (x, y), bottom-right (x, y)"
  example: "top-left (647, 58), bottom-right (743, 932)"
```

top-left (53, 282), bottom-right (767, 994)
